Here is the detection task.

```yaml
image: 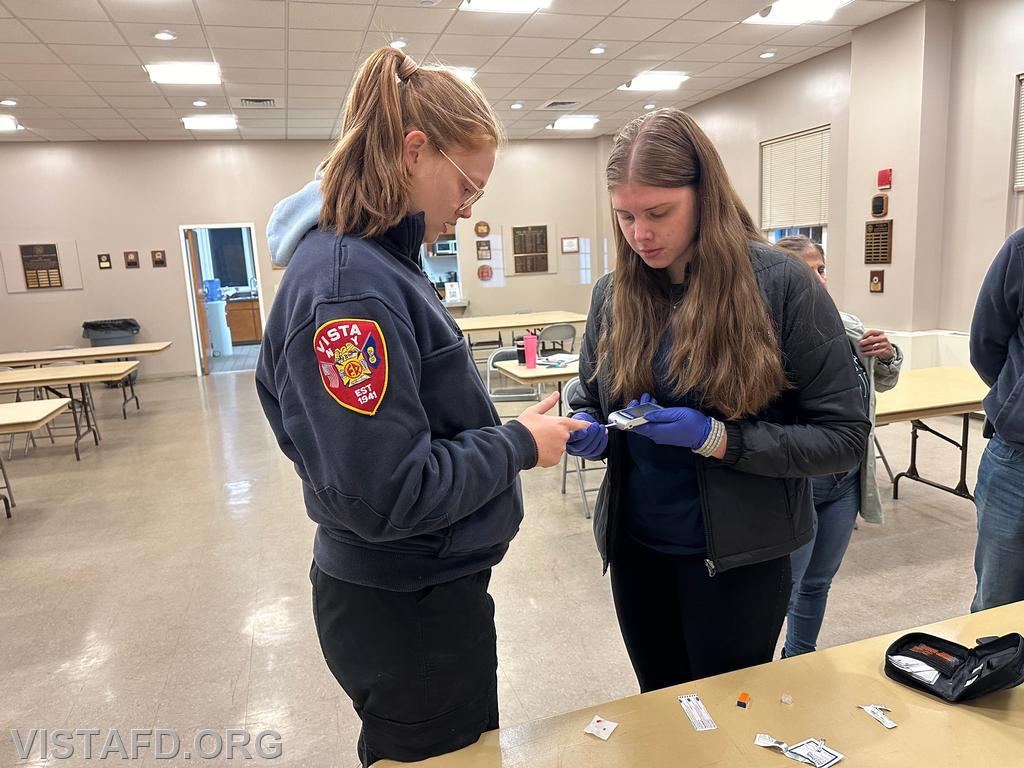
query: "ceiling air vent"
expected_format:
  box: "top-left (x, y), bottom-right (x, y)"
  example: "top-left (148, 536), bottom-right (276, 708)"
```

top-left (239, 98), bottom-right (276, 108)
top-left (539, 100), bottom-right (578, 111)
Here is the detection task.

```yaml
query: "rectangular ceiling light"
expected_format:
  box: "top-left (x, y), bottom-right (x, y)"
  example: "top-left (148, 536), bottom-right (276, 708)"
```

top-left (146, 62), bottom-right (221, 85)
top-left (459, 0), bottom-right (551, 12)
top-left (0, 114), bottom-right (20, 132)
top-left (182, 114), bottom-right (237, 130)
top-left (743, 0), bottom-right (854, 25)
top-left (617, 71), bottom-right (689, 92)
top-left (550, 115), bottom-right (598, 131)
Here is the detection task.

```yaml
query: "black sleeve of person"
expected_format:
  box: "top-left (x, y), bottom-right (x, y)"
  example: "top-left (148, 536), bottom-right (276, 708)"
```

top-left (719, 259), bottom-right (871, 477)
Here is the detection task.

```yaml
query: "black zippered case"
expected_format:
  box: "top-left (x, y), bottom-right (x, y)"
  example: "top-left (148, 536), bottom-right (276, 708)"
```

top-left (884, 631), bottom-right (1024, 702)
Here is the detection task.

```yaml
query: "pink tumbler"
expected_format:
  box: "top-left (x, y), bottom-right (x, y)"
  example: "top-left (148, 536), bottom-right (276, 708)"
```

top-left (524, 333), bottom-right (538, 369)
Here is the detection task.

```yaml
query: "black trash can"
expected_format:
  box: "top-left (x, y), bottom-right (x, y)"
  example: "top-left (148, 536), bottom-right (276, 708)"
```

top-left (82, 318), bottom-right (140, 385)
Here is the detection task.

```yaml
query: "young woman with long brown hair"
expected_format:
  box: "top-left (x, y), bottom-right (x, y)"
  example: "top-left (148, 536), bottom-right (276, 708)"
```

top-left (567, 109), bottom-right (870, 691)
top-left (256, 47), bottom-right (583, 766)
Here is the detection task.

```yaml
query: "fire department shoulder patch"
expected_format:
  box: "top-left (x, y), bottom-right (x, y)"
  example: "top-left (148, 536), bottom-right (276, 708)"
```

top-left (313, 318), bottom-right (388, 415)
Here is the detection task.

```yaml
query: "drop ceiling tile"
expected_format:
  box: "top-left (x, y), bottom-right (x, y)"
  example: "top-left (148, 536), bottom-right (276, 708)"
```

top-left (546, 0), bottom-right (624, 15)
top-left (100, 0), bottom-right (202, 25)
top-left (287, 69), bottom-right (352, 86)
top-left (621, 41), bottom-right (695, 62)
top-left (613, 0), bottom-right (702, 18)
top-left (110, 107), bottom-right (179, 118)
top-left (286, 97), bottom-right (343, 109)
top-left (71, 64), bottom-right (148, 81)
top-left (558, 39), bottom-right (634, 59)
top-left (290, 3), bottom-right (374, 30)
top-left (22, 19), bottom-right (123, 45)
top-left (443, 11), bottom-right (526, 37)
top-left (827, 1), bottom-right (913, 26)
top-left (0, 63), bottom-right (80, 79)
top-left (288, 29), bottom-right (363, 52)
top-left (91, 80), bottom-right (163, 96)
top-left (369, 5), bottom-right (455, 34)
top-left (707, 22), bottom-right (789, 45)
top-left (583, 17), bottom-right (671, 42)
top-left (430, 34), bottom-right (509, 56)
top-left (682, 0), bottom-right (769, 22)
top-left (0, 43), bottom-right (62, 64)
top-left (515, 13), bottom-right (601, 39)
top-left (288, 50), bottom-right (356, 69)
top-left (165, 96), bottom-right (228, 108)
top-left (649, 19), bottom-right (734, 43)
top-left (287, 83), bottom-right (347, 98)
top-left (5, 0), bottom-right (108, 21)
top-left (58, 107), bottom-right (123, 118)
top-left (0, 19), bottom-right (37, 43)
top-left (70, 117), bottom-right (132, 128)
top-left (680, 42), bottom-right (753, 61)
top-left (472, 72), bottom-right (528, 89)
top-left (133, 47), bottom-right (214, 64)
top-left (221, 67), bottom-right (287, 85)
top-left (17, 80), bottom-right (95, 95)
top-left (698, 60), bottom-right (773, 77)
top-left (478, 57), bottom-right (549, 75)
top-left (217, 49), bottom-right (288, 69)
top-left (49, 44), bottom-right (140, 65)
top-left (139, 129), bottom-right (194, 139)
top-left (39, 94), bottom-right (109, 108)
top-left (116, 23), bottom-right (209, 47)
top-left (497, 37), bottom-right (573, 58)
top-left (768, 24), bottom-right (853, 46)
top-left (104, 95), bottom-right (171, 109)
top-left (536, 57), bottom-right (602, 75)
top-left (593, 59), bottom-right (657, 77)
top-left (205, 27), bottom-right (285, 51)
top-left (195, 0), bottom-right (286, 28)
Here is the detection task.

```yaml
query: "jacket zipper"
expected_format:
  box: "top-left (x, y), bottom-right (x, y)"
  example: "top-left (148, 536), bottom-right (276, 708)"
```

top-left (695, 459), bottom-right (717, 577)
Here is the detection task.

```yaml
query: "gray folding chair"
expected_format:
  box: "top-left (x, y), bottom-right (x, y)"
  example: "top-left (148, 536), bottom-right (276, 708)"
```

top-left (538, 323), bottom-right (577, 356)
top-left (560, 377), bottom-right (605, 519)
top-left (485, 348), bottom-right (540, 402)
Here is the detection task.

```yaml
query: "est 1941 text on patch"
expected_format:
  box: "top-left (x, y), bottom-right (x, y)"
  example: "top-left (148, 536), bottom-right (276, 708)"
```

top-left (313, 318), bottom-right (388, 415)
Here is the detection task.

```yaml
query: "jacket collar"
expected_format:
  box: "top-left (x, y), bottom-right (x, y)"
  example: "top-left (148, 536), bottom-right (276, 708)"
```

top-left (371, 211), bottom-right (426, 267)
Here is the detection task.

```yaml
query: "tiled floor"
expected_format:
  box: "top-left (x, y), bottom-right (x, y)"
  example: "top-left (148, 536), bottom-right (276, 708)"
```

top-left (208, 343), bottom-right (260, 374)
top-left (0, 374), bottom-right (985, 767)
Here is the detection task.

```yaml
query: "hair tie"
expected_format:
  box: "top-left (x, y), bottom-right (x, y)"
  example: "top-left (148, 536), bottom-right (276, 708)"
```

top-left (397, 55), bottom-right (420, 81)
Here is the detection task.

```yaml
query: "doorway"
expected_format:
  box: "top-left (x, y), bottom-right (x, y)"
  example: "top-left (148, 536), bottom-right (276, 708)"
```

top-left (179, 223), bottom-right (265, 376)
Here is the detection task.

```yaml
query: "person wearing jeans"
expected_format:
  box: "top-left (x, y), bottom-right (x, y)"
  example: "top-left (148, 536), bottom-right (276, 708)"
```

top-left (777, 236), bottom-right (902, 656)
top-left (970, 227), bottom-right (1024, 612)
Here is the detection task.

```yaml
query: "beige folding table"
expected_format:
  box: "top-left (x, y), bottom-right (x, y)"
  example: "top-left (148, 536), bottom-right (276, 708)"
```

top-left (494, 359), bottom-right (580, 416)
top-left (456, 311), bottom-right (587, 336)
top-left (0, 398), bottom-right (70, 516)
top-left (875, 366), bottom-right (990, 501)
top-left (0, 361), bottom-right (140, 460)
top-left (375, 600), bottom-right (1024, 768)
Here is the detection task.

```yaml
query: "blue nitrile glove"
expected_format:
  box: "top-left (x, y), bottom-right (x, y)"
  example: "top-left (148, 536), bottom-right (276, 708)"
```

top-left (566, 412), bottom-right (608, 460)
top-left (630, 393), bottom-right (712, 449)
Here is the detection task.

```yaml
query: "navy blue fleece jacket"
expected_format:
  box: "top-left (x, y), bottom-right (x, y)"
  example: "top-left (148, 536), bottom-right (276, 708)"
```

top-left (256, 213), bottom-right (537, 590)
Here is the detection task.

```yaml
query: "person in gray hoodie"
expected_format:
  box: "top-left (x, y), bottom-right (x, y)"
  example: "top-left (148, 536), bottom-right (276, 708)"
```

top-left (970, 226), bottom-right (1024, 612)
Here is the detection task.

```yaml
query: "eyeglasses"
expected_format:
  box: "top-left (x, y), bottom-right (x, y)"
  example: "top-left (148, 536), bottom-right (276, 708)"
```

top-left (437, 146), bottom-right (484, 211)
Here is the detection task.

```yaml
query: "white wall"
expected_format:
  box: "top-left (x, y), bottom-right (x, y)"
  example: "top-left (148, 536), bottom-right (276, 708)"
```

top-left (939, 0), bottom-right (1024, 331)
top-left (687, 46), bottom-right (852, 303)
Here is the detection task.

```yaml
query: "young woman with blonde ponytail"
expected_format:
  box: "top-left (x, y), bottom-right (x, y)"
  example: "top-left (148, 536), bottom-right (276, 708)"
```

top-left (567, 109), bottom-right (870, 692)
top-left (256, 47), bottom-right (584, 766)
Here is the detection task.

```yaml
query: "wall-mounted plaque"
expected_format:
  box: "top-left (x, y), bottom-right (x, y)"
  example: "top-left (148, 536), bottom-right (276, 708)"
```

top-left (477, 264), bottom-right (493, 281)
top-left (561, 236), bottom-right (579, 253)
top-left (474, 221), bottom-right (490, 237)
top-left (20, 243), bottom-right (62, 289)
top-left (124, 250), bottom-right (140, 269)
top-left (476, 240), bottom-right (491, 260)
top-left (98, 253), bottom-right (112, 270)
top-left (151, 249), bottom-right (167, 268)
top-left (512, 225), bottom-right (548, 274)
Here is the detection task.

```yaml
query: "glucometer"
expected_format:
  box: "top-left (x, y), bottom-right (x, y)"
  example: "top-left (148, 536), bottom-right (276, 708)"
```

top-left (607, 402), bottom-right (663, 430)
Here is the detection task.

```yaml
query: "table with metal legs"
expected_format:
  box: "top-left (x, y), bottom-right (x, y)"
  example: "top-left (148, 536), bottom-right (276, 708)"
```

top-left (0, 398), bottom-right (71, 516)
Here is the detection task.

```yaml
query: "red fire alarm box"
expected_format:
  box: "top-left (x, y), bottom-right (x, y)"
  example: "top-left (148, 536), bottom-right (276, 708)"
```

top-left (877, 168), bottom-right (892, 189)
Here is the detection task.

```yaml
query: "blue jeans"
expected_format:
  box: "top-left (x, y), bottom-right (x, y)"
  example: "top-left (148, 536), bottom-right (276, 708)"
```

top-left (784, 470), bottom-right (861, 656)
top-left (972, 435), bottom-right (1024, 612)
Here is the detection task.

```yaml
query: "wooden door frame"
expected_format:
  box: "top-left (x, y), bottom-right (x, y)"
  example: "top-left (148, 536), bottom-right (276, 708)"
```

top-left (177, 222), bottom-right (265, 377)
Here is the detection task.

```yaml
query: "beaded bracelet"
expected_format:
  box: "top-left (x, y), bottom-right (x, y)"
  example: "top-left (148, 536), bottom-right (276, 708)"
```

top-left (693, 417), bottom-right (725, 458)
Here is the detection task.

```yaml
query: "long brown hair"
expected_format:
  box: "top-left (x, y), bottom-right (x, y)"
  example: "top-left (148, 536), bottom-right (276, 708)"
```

top-left (319, 47), bottom-right (503, 237)
top-left (597, 108), bottom-right (788, 419)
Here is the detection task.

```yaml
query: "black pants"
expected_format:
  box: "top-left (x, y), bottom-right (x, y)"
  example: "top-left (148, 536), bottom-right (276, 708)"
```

top-left (610, 534), bottom-right (791, 693)
top-left (310, 562), bottom-right (499, 767)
